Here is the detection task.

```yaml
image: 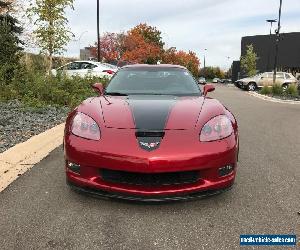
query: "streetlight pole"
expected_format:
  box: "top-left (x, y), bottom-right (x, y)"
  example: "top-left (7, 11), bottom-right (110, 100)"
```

top-left (266, 19), bottom-right (277, 71)
top-left (203, 48), bottom-right (207, 69)
top-left (273, 0), bottom-right (283, 84)
top-left (78, 31), bottom-right (88, 59)
top-left (97, 0), bottom-right (101, 62)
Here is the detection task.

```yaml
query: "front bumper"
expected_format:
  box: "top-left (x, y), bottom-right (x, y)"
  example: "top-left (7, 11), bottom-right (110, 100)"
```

top-left (65, 129), bottom-right (238, 200)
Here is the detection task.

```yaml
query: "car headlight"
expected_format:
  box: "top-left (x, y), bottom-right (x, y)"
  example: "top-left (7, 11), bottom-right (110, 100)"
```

top-left (70, 112), bottom-right (101, 140)
top-left (200, 115), bottom-right (233, 142)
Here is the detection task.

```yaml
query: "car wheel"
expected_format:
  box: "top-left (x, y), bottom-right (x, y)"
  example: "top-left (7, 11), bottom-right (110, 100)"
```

top-left (282, 83), bottom-right (289, 91)
top-left (247, 82), bottom-right (256, 91)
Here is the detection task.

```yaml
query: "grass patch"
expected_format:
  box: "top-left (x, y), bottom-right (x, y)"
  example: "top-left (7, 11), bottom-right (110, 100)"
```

top-left (271, 84), bottom-right (283, 96)
top-left (259, 86), bottom-right (271, 95)
top-left (284, 84), bottom-right (299, 97)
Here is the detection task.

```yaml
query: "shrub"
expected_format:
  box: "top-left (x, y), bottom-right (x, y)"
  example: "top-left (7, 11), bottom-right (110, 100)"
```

top-left (260, 85), bottom-right (271, 95)
top-left (0, 66), bottom-right (109, 108)
top-left (285, 84), bottom-right (299, 97)
top-left (271, 84), bottom-right (283, 96)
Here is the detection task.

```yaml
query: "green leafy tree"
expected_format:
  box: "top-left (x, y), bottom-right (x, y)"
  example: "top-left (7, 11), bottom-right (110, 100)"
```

top-left (27, 0), bottom-right (74, 74)
top-left (199, 66), bottom-right (225, 79)
top-left (240, 44), bottom-right (258, 77)
top-left (0, 0), bottom-right (23, 83)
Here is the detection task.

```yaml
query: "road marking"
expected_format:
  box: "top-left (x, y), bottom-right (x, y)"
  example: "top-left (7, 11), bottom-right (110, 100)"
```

top-left (248, 92), bottom-right (300, 105)
top-left (0, 123), bottom-right (65, 192)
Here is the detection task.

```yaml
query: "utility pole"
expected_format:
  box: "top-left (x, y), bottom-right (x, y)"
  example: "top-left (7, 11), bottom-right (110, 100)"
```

top-left (97, 0), bottom-right (101, 62)
top-left (273, 0), bottom-right (283, 84)
top-left (266, 19), bottom-right (277, 71)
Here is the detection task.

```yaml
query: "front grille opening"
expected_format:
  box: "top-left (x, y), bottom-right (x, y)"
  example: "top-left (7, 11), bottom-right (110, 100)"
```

top-left (135, 131), bottom-right (165, 138)
top-left (100, 169), bottom-right (199, 186)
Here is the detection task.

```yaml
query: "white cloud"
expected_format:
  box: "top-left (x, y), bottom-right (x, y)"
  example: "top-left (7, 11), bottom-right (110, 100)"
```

top-left (64, 0), bottom-right (300, 69)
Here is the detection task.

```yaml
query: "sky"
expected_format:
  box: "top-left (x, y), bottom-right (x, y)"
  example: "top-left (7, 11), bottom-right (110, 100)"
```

top-left (64, 0), bottom-right (300, 70)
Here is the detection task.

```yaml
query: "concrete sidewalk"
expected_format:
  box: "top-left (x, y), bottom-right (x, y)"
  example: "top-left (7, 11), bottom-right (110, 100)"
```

top-left (0, 123), bottom-right (65, 192)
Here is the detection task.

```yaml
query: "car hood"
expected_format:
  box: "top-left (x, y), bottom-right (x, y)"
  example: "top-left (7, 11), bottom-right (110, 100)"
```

top-left (100, 95), bottom-right (205, 130)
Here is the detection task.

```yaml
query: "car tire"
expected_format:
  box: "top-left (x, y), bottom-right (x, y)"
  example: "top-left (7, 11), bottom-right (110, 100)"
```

top-left (247, 82), bottom-right (256, 91)
top-left (282, 83), bottom-right (289, 91)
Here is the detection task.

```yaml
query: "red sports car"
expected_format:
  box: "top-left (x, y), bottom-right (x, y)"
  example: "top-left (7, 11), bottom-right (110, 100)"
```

top-left (64, 64), bottom-right (239, 202)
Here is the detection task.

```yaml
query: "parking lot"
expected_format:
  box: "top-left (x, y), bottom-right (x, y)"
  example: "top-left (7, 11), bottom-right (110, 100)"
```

top-left (0, 85), bottom-right (299, 250)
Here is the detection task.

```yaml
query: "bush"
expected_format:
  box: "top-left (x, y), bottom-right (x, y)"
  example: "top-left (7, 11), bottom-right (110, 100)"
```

top-left (260, 85), bottom-right (271, 95)
top-left (285, 84), bottom-right (299, 97)
top-left (271, 84), bottom-right (283, 96)
top-left (0, 66), bottom-right (109, 108)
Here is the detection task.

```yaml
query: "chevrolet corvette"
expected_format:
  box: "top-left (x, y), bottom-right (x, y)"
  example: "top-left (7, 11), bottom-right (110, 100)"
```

top-left (64, 64), bottom-right (239, 202)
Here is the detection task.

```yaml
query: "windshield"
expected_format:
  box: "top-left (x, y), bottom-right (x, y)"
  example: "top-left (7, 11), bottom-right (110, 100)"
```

top-left (105, 67), bottom-right (201, 96)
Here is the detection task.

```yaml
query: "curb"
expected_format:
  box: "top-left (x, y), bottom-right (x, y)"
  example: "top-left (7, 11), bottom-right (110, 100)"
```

top-left (0, 123), bottom-right (65, 192)
top-left (248, 92), bottom-right (300, 105)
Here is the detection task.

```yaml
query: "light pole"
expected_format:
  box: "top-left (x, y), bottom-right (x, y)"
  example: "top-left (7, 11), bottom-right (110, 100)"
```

top-left (97, 0), bottom-right (101, 62)
top-left (273, 0), bottom-right (283, 84)
top-left (78, 31), bottom-right (88, 58)
top-left (226, 56), bottom-right (231, 77)
top-left (266, 19), bottom-right (277, 71)
top-left (203, 48), bottom-right (207, 69)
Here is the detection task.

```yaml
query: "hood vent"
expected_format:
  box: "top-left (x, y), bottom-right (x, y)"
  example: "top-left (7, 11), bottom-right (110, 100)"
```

top-left (135, 131), bottom-right (165, 138)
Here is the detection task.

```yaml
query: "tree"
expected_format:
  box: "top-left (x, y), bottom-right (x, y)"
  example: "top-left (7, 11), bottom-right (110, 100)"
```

top-left (199, 66), bottom-right (225, 79)
top-left (130, 23), bottom-right (164, 49)
top-left (240, 44), bottom-right (258, 77)
top-left (121, 29), bottom-right (161, 64)
top-left (0, 0), bottom-right (23, 82)
top-left (27, 0), bottom-right (74, 74)
top-left (87, 23), bottom-right (200, 70)
top-left (90, 32), bottom-right (126, 62)
top-left (162, 48), bottom-right (200, 77)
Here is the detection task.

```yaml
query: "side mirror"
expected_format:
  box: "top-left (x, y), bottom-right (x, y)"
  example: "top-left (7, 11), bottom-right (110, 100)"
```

top-left (203, 84), bottom-right (215, 96)
top-left (92, 83), bottom-right (104, 95)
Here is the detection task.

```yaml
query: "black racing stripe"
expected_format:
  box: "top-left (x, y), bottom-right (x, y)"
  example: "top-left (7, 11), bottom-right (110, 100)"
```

top-left (127, 95), bottom-right (177, 151)
top-left (127, 95), bottom-right (177, 131)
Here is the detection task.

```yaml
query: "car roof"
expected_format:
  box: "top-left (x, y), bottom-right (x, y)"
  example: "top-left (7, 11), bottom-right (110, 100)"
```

top-left (121, 64), bottom-right (187, 70)
top-left (265, 72), bottom-right (290, 74)
top-left (72, 60), bottom-right (104, 65)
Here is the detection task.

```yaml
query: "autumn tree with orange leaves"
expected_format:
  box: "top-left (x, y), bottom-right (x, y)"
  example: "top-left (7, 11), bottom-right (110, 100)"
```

top-left (89, 23), bottom-right (200, 76)
top-left (162, 47), bottom-right (200, 76)
top-left (90, 32), bottom-right (126, 62)
top-left (121, 30), bottom-right (161, 64)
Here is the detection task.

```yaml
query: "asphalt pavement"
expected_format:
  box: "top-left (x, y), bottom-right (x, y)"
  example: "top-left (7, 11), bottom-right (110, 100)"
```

top-left (0, 85), bottom-right (299, 250)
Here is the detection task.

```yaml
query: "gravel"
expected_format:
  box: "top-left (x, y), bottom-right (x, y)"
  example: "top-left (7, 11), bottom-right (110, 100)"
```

top-left (0, 100), bottom-right (69, 153)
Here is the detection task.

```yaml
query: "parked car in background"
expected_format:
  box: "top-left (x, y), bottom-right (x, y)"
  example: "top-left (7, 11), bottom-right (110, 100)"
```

top-left (237, 72), bottom-right (297, 91)
top-left (102, 62), bottom-right (120, 70)
top-left (220, 79), bottom-right (232, 84)
top-left (51, 61), bottom-right (117, 78)
top-left (198, 77), bottom-right (206, 85)
top-left (212, 78), bottom-right (221, 83)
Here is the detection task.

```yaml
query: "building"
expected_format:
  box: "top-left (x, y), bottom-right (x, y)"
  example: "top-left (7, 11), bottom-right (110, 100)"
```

top-left (79, 47), bottom-right (96, 61)
top-left (232, 32), bottom-right (300, 82)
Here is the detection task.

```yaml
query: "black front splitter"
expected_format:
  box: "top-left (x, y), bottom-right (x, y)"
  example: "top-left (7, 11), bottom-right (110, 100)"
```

top-left (67, 181), bottom-right (234, 203)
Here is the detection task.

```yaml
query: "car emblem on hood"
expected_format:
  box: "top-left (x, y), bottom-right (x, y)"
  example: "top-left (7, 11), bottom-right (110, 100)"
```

top-left (139, 141), bottom-right (160, 148)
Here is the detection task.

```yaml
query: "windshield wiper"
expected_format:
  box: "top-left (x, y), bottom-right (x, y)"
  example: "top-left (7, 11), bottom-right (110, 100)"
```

top-left (105, 92), bottom-right (128, 96)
